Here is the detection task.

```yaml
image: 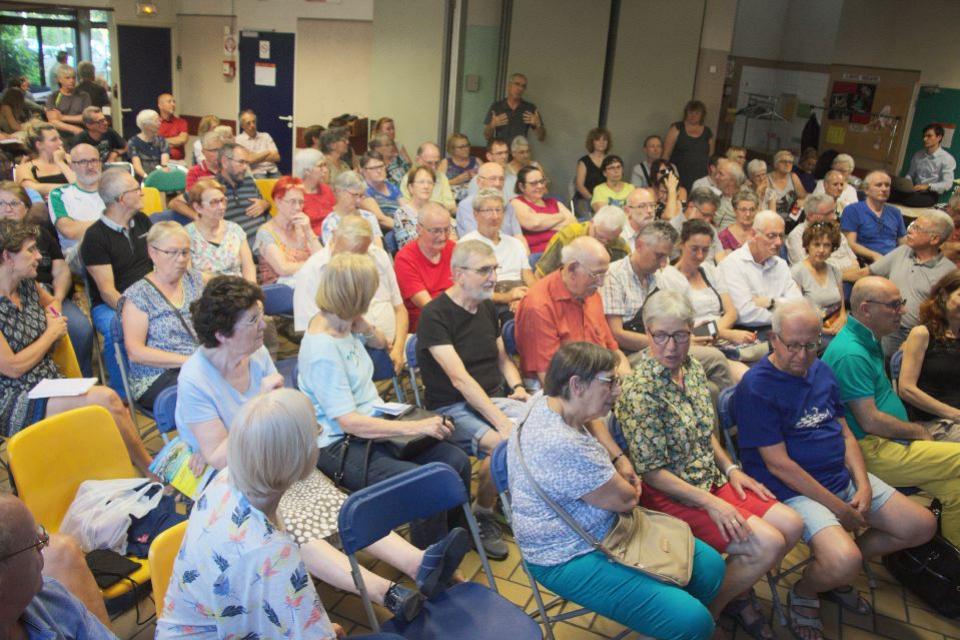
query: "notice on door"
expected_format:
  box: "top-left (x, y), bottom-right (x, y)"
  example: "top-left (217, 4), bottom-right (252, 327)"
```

top-left (259, 40), bottom-right (270, 59)
top-left (254, 62), bottom-right (276, 87)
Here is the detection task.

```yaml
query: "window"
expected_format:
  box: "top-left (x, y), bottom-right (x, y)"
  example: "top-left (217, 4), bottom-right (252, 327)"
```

top-left (0, 7), bottom-right (112, 90)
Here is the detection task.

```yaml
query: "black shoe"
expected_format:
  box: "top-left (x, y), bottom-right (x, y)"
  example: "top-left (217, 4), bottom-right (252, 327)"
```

top-left (383, 583), bottom-right (424, 622)
top-left (416, 527), bottom-right (470, 598)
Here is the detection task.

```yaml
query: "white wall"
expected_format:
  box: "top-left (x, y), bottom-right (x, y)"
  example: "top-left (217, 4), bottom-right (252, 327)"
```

top-left (175, 0), bottom-right (373, 30)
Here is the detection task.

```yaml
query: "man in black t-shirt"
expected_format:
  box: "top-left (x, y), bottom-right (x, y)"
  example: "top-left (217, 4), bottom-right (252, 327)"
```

top-left (80, 169), bottom-right (153, 398)
top-left (482, 73), bottom-right (546, 143)
top-left (68, 107), bottom-right (126, 163)
top-left (416, 239), bottom-right (531, 560)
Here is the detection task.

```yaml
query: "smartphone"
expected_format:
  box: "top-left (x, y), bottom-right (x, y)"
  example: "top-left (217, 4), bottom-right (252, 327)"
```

top-left (693, 321), bottom-right (718, 338)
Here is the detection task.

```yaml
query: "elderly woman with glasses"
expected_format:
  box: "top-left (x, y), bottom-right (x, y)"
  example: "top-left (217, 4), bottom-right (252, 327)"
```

top-left (509, 341), bottom-right (727, 640)
top-left (767, 150), bottom-right (807, 219)
top-left (791, 221), bottom-right (847, 342)
top-left (121, 222), bottom-right (202, 410)
top-left (512, 165), bottom-right (576, 256)
top-left (360, 151), bottom-right (403, 227)
top-left (185, 179), bottom-right (256, 283)
top-left (321, 171), bottom-right (384, 250)
top-left (615, 290), bottom-right (803, 640)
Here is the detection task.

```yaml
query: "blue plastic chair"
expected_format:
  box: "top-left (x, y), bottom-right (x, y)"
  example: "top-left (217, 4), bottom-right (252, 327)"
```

top-left (502, 319), bottom-right (517, 357)
top-left (367, 347), bottom-right (405, 402)
top-left (276, 357), bottom-right (299, 390)
top-left (404, 335), bottom-right (422, 407)
top-left (889, 349), bottom-right (904, 392)
top-left (338, 462), bottom-right (541, 638)
top-left (152, 386), bottom-right (178, 442)
top-left (262, 283), bottom-right (295, 317)
top-left (489, 442), bottom-right (628, 640)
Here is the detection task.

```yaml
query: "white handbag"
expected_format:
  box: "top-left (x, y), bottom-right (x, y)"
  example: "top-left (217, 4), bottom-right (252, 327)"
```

top-left (59, 478), bottom-right (164, 554)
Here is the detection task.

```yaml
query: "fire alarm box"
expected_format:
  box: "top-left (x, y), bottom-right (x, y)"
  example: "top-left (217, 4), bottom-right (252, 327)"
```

top-left (222, 60), bottom-right (236, 78)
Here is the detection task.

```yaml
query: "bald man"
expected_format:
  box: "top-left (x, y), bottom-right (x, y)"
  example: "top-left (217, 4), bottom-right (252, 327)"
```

top-left (0, 495), bottom-right (114, 638)
top-left (156, 92), bottom-right (187, 162)
top-left (394, 202), bottom-right (456, 330)
top-left (823, 276), bottom-right (960, 547)
top-left (840, 171), bottom-right (906, 263)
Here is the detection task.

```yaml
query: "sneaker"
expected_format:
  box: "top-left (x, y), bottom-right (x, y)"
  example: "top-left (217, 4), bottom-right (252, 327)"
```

top-left (416, 527), bottom-right (470, 598)
top-left (474, 509), bottom-right (509, 561)
top-left (383, 583), bottom-right (424, 622)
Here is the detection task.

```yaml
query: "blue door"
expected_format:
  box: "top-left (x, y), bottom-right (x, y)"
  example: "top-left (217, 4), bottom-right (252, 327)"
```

top-left (117, 26), bottom-right (172, 137)
top-left (239, 31), bottom-right (295, 175)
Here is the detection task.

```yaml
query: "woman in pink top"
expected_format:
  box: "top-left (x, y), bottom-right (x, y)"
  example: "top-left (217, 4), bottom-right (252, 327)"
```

top-left (512, 166), bottom-right (576, 255)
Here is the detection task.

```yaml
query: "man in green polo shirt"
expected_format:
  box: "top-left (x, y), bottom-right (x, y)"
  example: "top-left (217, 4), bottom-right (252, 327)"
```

top-left (823, 276), bottom-right (960, 546)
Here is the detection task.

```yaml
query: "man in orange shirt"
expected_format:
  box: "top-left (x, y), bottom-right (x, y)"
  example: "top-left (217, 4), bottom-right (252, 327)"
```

top-left (515, 235), bottom-right (630, 385)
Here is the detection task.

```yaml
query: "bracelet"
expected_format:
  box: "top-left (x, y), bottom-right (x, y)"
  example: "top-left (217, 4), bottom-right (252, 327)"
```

top-left (611, 452), bottom-right (625, 464)
top-left (723, 463), bottom-right (741, 478)
top-left (511, 383), bottom-right (524, 391)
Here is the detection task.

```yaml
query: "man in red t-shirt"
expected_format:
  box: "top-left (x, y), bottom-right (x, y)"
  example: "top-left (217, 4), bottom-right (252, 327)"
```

top-left (394, 202), bottom-right (455, 330)
top-left (515, 235), bottom-right (630, 384)
top-left (157, 93), bottom-right (188, 161)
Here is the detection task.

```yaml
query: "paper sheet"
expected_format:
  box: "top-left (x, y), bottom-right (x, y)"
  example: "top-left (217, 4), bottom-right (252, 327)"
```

top-left (28, 377), bottom-right (97, 399)
top-left (254, 62), bottom-right (276, 87)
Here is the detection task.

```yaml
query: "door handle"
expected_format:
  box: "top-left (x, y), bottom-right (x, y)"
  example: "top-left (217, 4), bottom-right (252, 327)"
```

top-left (278, 115), bottom-right (293, 122)
top-left (120, 108), bottom-right (132, 113)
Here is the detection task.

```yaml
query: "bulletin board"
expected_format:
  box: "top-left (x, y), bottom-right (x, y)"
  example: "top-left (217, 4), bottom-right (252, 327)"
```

top-left (820, 65), bottom-right (920, 173)
top-left (902, 87), bottom-right (960, 180)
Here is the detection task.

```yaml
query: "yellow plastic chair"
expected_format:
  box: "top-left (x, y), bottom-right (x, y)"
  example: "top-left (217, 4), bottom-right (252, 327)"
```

top-left (141, 186), bottom-right (164, 215)
top-left (51, 334), bottom-right (82, 378)
top-left (255, 178), bottom-right (278, 216)
top-left (7, 405), bottom-right (150, 600)
top-left (148, 520), bottom-right (187, 615)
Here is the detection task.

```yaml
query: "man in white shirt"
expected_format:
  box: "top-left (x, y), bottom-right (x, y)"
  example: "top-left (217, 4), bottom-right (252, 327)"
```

top-left (457, 163), bottom-right (526, 249)
top-left (813, 169), bottom-right (859, 211)
top-left (718, 210), bottom-right (802, 335)
top-left (690, 155), bottom-right (722, 196)
top-left (630, 135), bottom-right (662, 188)
top-left (620, 187), bottom-right (657, 248)
top-left (458, 188), bottom-right (534, 320)
top-left (236, 109), bottom-right (280, 178)
top-left (786, 193), bottom-right (859, 278)
top-left (294, 214), bottom-right (407, 371)
top-left (48, 144), bottom-right (105, 273)
top-left (466, 138), bottom-right (517, 198)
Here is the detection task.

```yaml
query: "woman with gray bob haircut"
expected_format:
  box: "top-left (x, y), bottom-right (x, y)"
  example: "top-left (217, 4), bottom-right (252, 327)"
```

top-left (617, 290), bottom-right (803, 639)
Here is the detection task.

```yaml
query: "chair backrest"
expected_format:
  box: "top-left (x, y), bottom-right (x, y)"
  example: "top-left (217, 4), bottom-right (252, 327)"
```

top-left (148, 520), bottom-right (188, 613)
top-left (8, 405), bottom-right (136, 531)
top-left (405, 334), bottom-right (418, 369)
top-left (889, 349), bottom-right (904, 390)
top-left (717, 385), bottom-right (739, 463)
top-left (608, 415), bottom-right (629, 453)
top-left (502, 319), bottom-right (517, 356)
top-left (143, 167), bottom-right (187, 192)
top-left (276, 357), bottom-right (299, 389)
top-left (51, 334), bottom-right (82, 378)
top-left (261, 283), bottom-right (294, 316)
top-left (338, 462), bottom-right (469, 555)
top-left (255, 178), bottom-right (278, 216)
top-left (141, 186), bottom-right (164, 214)
top-left (367, 347), bottom-right (395, 382)
top-left (490, 440), bottom-right (509, 494)
top-left (153, 386), bottom-right (178, 435)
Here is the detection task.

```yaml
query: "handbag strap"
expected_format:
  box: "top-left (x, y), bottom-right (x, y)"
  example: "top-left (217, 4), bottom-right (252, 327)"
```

top-left (142, 275), bottom-right (198, 344)
top-left (514, 418), bottom-right (616, 561)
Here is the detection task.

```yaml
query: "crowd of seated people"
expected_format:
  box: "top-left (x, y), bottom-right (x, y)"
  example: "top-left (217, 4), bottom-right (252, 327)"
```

top-left (5, 64), bottom-right (960, 640)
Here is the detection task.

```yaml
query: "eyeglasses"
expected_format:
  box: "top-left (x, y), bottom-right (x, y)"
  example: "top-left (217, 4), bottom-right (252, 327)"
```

top-left (452, 144), bottom-right (470, 150)
top-left (71, 158), bottom-right (101, 167)
top-left (908, 221), bottom-right (937, 236)
top-left (865, 298), bottom-right (907, 311)
top-left (119, 187), bottom-right (141, 200)
top-left (151, 246), bottom-right (191, 258)
top-left (650, 330), bottom-right (692, 346)
top-left (584, 267), bottom-right (608, 280)
top-left (774, 333), bottom-right (822, 354)
top-left (524, 178), bottom-right (548, 187)
top-left (0, 199), bottom-right (24, 210)
top-left (0, 525), bottom-right (49, 562)
top-left (363, 164), bottom-right (386, 171)
top-left (626, 202), bottom-right (657, 210)
top-left (280, 198), bottom-right (305, 207)
top-left (420, 225), bottom-right (452, 236)
top-left (459, 264), bottom-right (497, 277)
top-left (475, 207), bottom-right (504, 215)
top-left (203, 197), bottom-right (228, 207)
top-left (595, 374), bottom-right (621, 388)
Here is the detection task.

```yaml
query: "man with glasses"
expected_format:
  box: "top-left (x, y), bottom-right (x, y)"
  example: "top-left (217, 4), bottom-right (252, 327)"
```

top-left (719, 211), bottom-right (802, 336)
top-left (400, 142), bottom-right (456, 214)
top-left (80, 169), bottom-right (153, 398)
top-left (620, 187), bottom-right (657, 247)
top-left (216, 142), bottom-right (271, 245)
top-left (0, 495), bottom-right (116, 638)
top-left (394, 203), bottom-right (456, 330)
top-left (786, 193), bottom-right (858, 276)
top-left (602, 221), bottom-right (736, 399)
top-left (68, 107), bottom-right (125, 163)
top-left (466, 138), bottom-right (516, 198)
top-left (736, 299), bottom-right (936, 636)
top-left (848, 210), bottom-right (956, 356)
top-left (417, 240), bottom-right (531, 559)
top-left (841, 171), bottom-right (906, 263)
top-left (535, 204), bottom-right (630, 277)
top-left (668, 187), bottom-right (726, 262)
top-left (824, 276), bottom-right (960, 548)
top-left (457, 162), bottom-right (524, 246)
top-left (236, 109), bottom-right (280, 178)
top-left (49, 144), bottom-right (106, 274)
top-left (516, 236), bottom-right (630, 386)
top-left (483, 72), bottom-right (546, 143)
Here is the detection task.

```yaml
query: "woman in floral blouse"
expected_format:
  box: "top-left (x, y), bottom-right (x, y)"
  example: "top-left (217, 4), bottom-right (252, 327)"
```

top-left (157, 388), bottom-right (406, 640)
top-left (614, 290), bottom-right (803, 640)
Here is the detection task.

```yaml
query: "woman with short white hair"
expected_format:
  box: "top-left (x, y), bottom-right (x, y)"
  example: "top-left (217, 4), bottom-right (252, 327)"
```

top-left (127, 108), bottom-right (169, 179)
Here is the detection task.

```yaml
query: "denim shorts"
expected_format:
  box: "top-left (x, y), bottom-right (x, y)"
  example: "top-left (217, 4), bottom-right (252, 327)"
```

top-left (784, 473), bottom-right (896, 542)
top-left (435, 397), bottom-right (531, 458)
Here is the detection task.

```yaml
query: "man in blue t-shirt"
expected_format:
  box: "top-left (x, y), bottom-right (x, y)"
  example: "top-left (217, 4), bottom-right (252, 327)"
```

top-left (733, 299), bottom-right (934, 638)
top-left (840, 170), bottom-right (906, 263)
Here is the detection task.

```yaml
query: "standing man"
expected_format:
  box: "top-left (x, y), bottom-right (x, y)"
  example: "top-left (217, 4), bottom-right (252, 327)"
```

top-left (236, 109), bottom-right (281, 178)
top-left (483, 73), bottom-right (546, 143)
top-left (157, 93), bottom-right (188, 163)
top-left (68, 107), bottom-right (125, 163)
top-left (891, 123), bottom-right (957, 207)
top-left (840, 171), bottom-right (906, 263)
top-left (417, 240), bottom-right (532, 559)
